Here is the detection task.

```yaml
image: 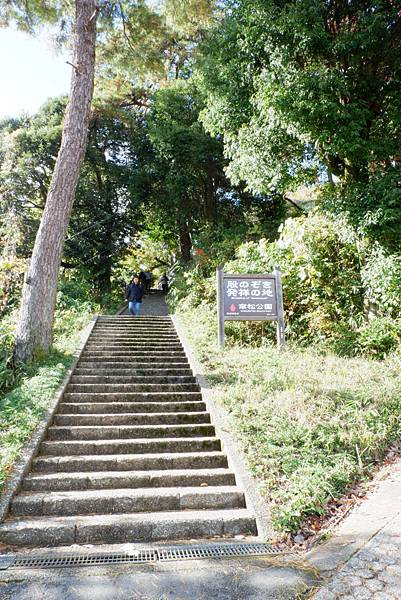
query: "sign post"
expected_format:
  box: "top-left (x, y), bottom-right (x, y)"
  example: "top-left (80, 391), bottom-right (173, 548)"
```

top-left (216, 267), bottom-right (285, 349)
top-left (216, 265), bottom-right (225, 348)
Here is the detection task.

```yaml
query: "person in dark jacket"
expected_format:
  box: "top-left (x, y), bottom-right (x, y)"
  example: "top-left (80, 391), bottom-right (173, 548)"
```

top-left (160, 273), bottom-right (169, 295)
top-left (138, 270), bottom-right (147, 292)
top-left (125, 275), bottom-right (144, 316)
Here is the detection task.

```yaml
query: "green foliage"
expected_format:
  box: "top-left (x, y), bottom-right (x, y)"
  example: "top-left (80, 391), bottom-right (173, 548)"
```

top-left (197, 0), bottom-right (401, 197)
top-left (171, 212), bottom-right (401, 357)
top-left (353, 318), bottom-right (401, 360)
top-left (173, 213), bottom-right (366, 343)
top-left (0, 99), bottom-right (146, 298)
top-left (178, 305), bottom-right (401, 534)
top-left (321, 169), bottom-right (401, 251)
top-left (0, 353), bottom-right (70, 492)
top-left (361, 246), bottom-right (401, 319)
top-left (0, 255), bottom-right (26, 317)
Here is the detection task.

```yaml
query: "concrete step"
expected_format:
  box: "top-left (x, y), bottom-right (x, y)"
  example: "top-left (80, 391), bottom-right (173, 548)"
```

top-left (80, 351), bottom-right (187, 358)
top-left (40, 436), bottom-right (222, 456)
top-left (22, 468), bottom-right (236, 492)
top-left (97, 317), bottom-right (171, 321)
top-left (47, 423), bottom-right (216, 441)
top-left (32, 451), bottom-right (229, 474)
top-left (97, 316), bottom-right (172, 320)
top-left (0, 509), bottom-right (257, 547)
top-left (54, 412), bottom-right (211, 426)
top-left (91, 330), bottom-right (177, 335)
top-left (79, 357), bottom-right (188, 364)
top-left (91, 330), bottom-right (177, 336)
top-left (90, 333), bottom-right (179, 339)
top-left (84, 344), bottom-right (184, 350)
top-left (88, 338), bottom-right (181, 342)
top-left (66, 383), bottom-right (200, 393)
top-left (74, 368), bottom-right (193, 376)
top-left (62, 392), bottom-right (203, 402)
top-left (88, 338), bottom-right (181, 344)
top-left (58, 400), bottom-right (207, 414)
top-left (69, 375), bottom-right (196, 384)
top-left (77, 362), bottom-right (190, 370)
top-left (12, 486), bottom-right (245, 517)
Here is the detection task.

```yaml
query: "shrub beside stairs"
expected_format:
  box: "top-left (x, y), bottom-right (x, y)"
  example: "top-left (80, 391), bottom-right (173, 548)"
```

top-left (0, 315), bottom-right (257, 547)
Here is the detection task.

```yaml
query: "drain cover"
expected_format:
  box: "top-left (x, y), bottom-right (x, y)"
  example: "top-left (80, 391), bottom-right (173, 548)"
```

top-left (158, 543), bottom-right (280, 561)
top-left (1, 543), bottom-right (284, 570)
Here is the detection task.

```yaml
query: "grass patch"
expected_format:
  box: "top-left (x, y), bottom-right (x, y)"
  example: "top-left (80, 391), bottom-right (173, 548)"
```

top-left (0, 297), bottom-right (117, 494)
top-left (178, 304), bottom-right (401, 535)
top-left (0, 351), bottom-right (73, 492)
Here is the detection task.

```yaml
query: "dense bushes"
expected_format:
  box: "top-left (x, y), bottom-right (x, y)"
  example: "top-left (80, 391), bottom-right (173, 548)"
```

top-left (170, 212), bottom-right (401, 357)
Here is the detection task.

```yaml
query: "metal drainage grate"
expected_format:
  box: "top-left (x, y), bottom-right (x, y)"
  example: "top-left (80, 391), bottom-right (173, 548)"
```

top-left (10, 550), bottom-right (158, 570)
top-left (1, 543), bottom-right (284, 570)
top-left (158, 543), bottom-right (280, 561)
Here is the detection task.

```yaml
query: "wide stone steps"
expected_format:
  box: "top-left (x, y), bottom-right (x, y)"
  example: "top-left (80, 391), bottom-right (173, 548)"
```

top-left (74, 368), bottom-right (193, 376)
top-left (62, 391), bottom-right (203, 402)
top-left (0, 509), bottom-right (257, 547)
top-left (66, 383), bottom-right (200, 393)
top-left (54, 412), bottom-right (210, 426)
top-left (11, 486), bottom-right (246, 517)
top-left (32, 451), bottom-right (229, 474)
top-left (0, 313), bottom-right (257, 547)
top-left (69, 375), bottom-right (197, 384)
top-left (47, 423), bottom-right (216, 440)
top-left (77, 362), bottom-right (190, 370)
top-left (40, 436), bottom-right (222, 456)
top-left (58, 400), bottom-right (207, 414)
top-left (89, 335), bottom-right (180, 340)
top-left (22, 468), bottom-right (236, 492)
top-left (85, 341), bottom-right (183, 346)
top-left (80, 351), bottom-right (187, 358)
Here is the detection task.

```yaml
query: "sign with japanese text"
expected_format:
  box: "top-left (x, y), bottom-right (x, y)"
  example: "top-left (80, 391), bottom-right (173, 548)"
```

top-left (223, 275), bottom-right (277, 320)
top-left (216, 268), bottom-right (285, 348)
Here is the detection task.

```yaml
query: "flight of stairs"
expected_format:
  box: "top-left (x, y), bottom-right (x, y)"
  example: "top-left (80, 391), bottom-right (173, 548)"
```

top-left (0, 315), bottom-right (257, 547)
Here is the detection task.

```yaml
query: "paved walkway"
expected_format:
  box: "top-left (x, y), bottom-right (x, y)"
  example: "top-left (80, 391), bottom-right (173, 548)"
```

top-left (310, 460), bottom-right (401, 599)
top-left (0, 553), bottom-right (317, 600)
top-left (121, 290), bottom-right (169, 316)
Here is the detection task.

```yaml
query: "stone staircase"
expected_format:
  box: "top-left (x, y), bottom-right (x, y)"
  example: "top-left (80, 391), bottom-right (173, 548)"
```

top-left (0, 315), bottom-right (257, 547)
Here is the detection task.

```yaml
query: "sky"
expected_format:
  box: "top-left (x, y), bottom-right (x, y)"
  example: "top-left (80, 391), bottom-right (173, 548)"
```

top-left (0, 27), bottom-right (71, 119)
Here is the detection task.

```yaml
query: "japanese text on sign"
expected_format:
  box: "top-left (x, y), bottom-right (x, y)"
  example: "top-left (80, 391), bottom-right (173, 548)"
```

top-left (223, 276), bottom-right (277, 319)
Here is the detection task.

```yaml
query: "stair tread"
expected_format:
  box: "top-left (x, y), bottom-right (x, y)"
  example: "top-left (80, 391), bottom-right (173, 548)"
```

top-left (49, 423), bottom-right (212, 430)
top-left (33, 450), bottom-right (227, 466)
top-left (25, 467), bottom-right (233, 481)
top-left (55, 411), bottom-right (208, 417)
top-left (16, 485), bottom-right (242, 500)
top-left (3, 508), bottom-right (254, 527)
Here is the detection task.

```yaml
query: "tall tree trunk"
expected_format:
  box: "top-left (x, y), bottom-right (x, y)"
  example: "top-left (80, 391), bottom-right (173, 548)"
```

top-left (14, 0), bottom-right (97, 363)
top-left (179, 223), bottom-right (192, 264)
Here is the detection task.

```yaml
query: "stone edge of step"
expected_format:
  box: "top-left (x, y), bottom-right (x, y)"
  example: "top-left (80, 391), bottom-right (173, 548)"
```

top-left (0, 316), bottom-right (99, 523)
top-left (171, 314), bottom-right (270, 541)
top-left (11, 486), bottom-right (246, 517)
top-left (0, 508), bottom-right (257, 547)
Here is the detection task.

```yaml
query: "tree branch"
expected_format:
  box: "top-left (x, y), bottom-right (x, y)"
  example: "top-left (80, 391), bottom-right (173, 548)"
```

top-left (284, 196), bottom-right (307, 213)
